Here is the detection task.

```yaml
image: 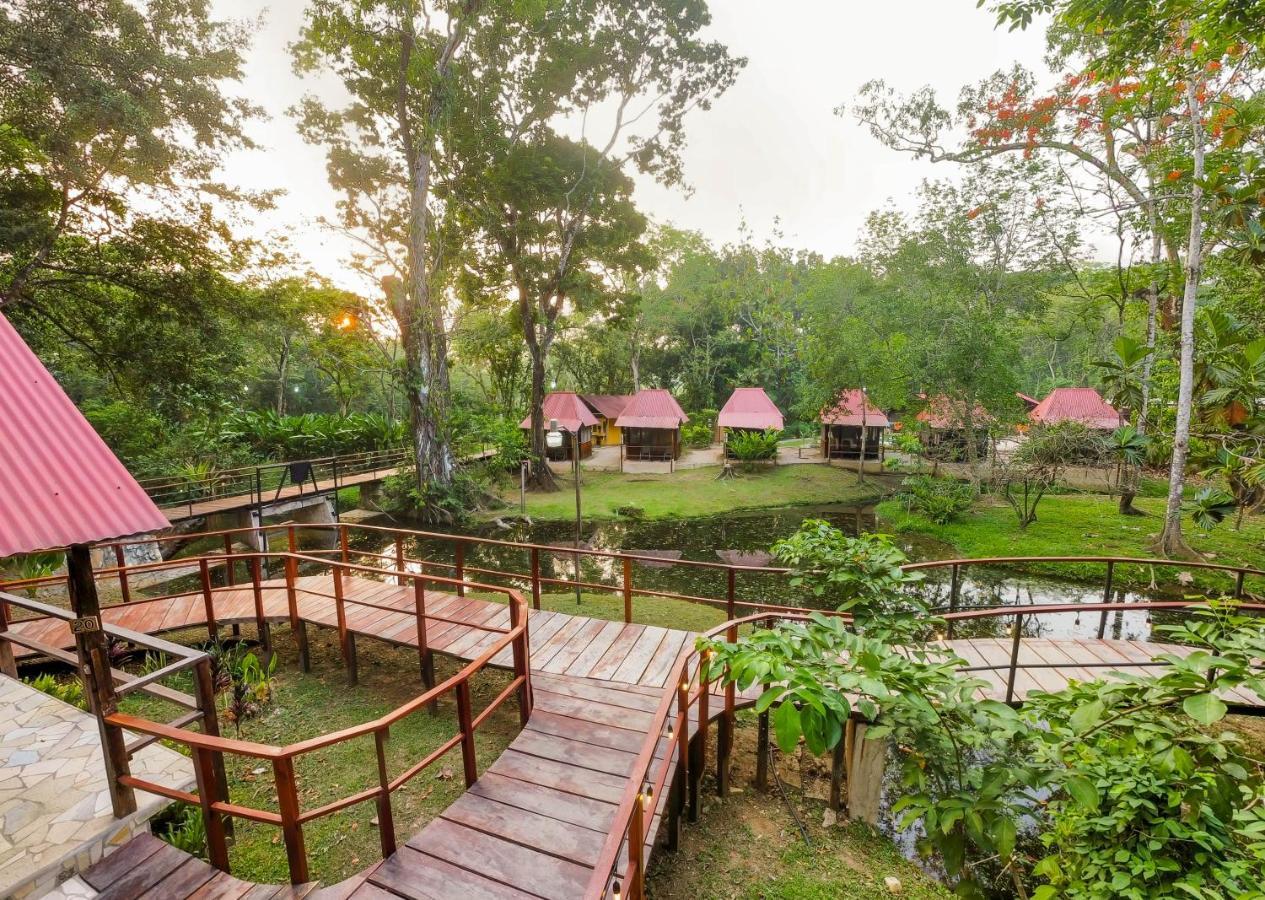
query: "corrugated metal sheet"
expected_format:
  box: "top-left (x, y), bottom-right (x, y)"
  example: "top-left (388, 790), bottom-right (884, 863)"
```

top-left (718, 387), bottom-right (784, 431)
top-left (915, 395), bottom-right (993, 430)
top-left (820, 389), bottom-right (890, 427)
top-left (581, 394), bottom-right (633, 420)
top-left (615, 389), bottom-right (689, 430)
top-left (0, 313), bottom-right (169, 556)
top-left (1029, 387), bottom-right (1123, 430)
top-left (519, 392), bottom-right (600, 432)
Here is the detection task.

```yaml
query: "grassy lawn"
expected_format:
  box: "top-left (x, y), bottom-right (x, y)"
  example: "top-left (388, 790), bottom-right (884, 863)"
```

top-left (879, 492), bottom-right (1265, 593)
top-left (648, 714), bottom-right (950, 899)
top-left (121, 626), bottom-right (521, 886)
top-left (491, 464), bottom-right (892, 522)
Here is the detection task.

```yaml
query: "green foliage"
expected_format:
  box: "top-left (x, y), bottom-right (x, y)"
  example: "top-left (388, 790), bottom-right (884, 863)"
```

top-left (770, 519), bottom-right (926, 631)
top-left (681, 421), bottom-right (716, 448)
top-left (216, 411), bottom-right (407, 458)
top-left (726, 428), bottom-right (781, 462)
top-left (995, 423), bottom-right (1107, 529)
top-left (209, 643), bottom-right (278, 736)
top-left (160, 804), bottom-right (207, 859)
top-left (24, 673), bottom-right (85, 709)
top-left (899, 475), bottom-right (976, 525)
top-left (0, 550), bottom-right (62, 594)
top-left (1189, 486), bottom-right (1238, 531)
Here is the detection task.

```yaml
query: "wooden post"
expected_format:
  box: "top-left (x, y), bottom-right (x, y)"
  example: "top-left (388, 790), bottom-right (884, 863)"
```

top-left (1005, 612), bottom-right (1024, 704)
top-left (530, 547), bottom-right (542, 611)
top-left (455, 680), bottom-right (479, 787)
top-left (725, 568), bottom-right (736, 621)
top-left (509, 600), bottom-right (532, 726)
top-left (198, 559), bottom-right (218, 641)
top-left (946, 563), bottom-right (959, 639)
top-left (374, 728), bottom-right (397, 859)
top-left (339, 523), bottom-right (350, 564)
top-left (192, 747), bottom-right (231, 873)
top-left (0, 596), bottom-right (18, 678)
top-left (454, 542), bottom-right (466, 597)
top-left (629, 790), bottom-right (646, 899)
top-left (829, 736), bottom-right (846, 810)
top-left (394, 535), bottom-right (405, 584)
top-left (66, 544), bottom-right (136, 818)
top-left (333, 563), bottom-right (355, 684)
top-left (222, 533), bottom-right (236, 585)
top-left (755, 711), bottom-right (769, 792)
top-left (192, 659), bottom-right (232, 839)
top-left (623, 557), bottom-right (634, 624)
top-left (1097, 561), bottom-right (1115, 640)
top-left (250, 555), bottom-right (270, 655)
top-left (272, 756), bottom-right (309, 884)
top-left (1234, 569), bottom-right (1245, 600)
top-left (113, 544), bottom-right (131, 603)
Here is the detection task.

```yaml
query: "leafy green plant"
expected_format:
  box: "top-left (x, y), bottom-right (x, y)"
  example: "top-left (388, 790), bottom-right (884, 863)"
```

top-left (209, 642), bottom-right (278, 735)
top-left (1189, 486), bottom-right (1238, 531)
top-left (0, 550), bottom-right (62, 595)
top-left (24, 673), bottom-right (86, 709)
top-left (681, 421), bottom-right (715, 448)
top-left (900, 475), bottom-right (975, 524)
top-left (161, 804), bottom-right (207, 858)
top-left (726, 428), bottom-right (781, 464)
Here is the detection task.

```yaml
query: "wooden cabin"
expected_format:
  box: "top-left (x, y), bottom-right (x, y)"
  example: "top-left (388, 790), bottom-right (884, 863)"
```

top-left (519, 392), bottom-right (600, 460)
top-left (580, 394), bottom-right (633, 446)
top-left (616, 389), bottom-right (689, 461)
top-left (1029, 387), bottom-right (1124, 431)
top-left (717, 387), bottom-right (784, 457)
top-left (820, 389), bottom-right (888, 460)
top-left (916, 395), bottom-right (992, 460)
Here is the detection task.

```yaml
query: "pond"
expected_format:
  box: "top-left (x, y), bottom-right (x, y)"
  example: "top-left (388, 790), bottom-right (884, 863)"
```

top-left (347, 503), bottom-right (1182, 643)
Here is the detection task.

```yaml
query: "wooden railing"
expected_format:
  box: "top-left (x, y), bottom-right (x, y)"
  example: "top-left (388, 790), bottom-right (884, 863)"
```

top-left (0, 548), bottom-right (532, 886)
top-left (587, 597), bottom-right (1265, 899)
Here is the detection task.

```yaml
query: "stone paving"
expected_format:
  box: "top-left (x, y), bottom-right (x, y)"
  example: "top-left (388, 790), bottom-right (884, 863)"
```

top-left (0, 675), bottom-right (193, 899)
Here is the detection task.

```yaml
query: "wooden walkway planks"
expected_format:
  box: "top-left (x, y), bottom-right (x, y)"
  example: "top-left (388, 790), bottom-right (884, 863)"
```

top-left (158, 468), bottom-right (404, 521)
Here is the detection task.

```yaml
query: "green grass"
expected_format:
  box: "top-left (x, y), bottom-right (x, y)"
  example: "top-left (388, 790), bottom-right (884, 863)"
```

top-left (121, 626), bottom-right (520, 886)
top-left (879, 492), bottom-right (1265, 593)
top-left (492, 465), bottom-right (892, 522)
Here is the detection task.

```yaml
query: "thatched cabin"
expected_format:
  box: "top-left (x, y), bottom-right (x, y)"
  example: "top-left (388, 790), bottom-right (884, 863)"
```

top-left (820, 389), bottom-right (888, 460)
top-left (519, 392), bottom-right (600, 460)
top-left (616, 389), bottom-right (689, 461)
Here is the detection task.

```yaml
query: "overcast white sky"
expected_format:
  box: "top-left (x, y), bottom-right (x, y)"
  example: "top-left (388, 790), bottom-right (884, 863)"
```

top-left (214, 0), bottom-right (1052, 292)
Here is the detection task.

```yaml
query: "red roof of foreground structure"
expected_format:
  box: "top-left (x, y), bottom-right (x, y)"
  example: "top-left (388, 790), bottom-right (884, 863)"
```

top-left (916, 395), bottom-right (994, 430)
top-left (1029, 387), bottom-right (1123, 430)
top-left (0, 313), bottom-right (169, 556)
top-left (820, 389), bottom-right (890, 428)
top-left (580, 394), bottom-right (633, 420)
top-left (718, 387), bottom-right (784, 431)
top-left (519, 392), bottom-right (600, 432)
top-left (615, 389), bottom-right (689, 430)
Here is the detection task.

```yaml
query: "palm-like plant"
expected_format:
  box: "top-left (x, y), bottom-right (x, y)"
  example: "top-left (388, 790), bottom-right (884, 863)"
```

top-left (1096, 335), bottom-right (1152, 423)
top-left (1199, 447), bottom-right (1265, 530)
top-left (1200, 337), bottom-right (1265, 428)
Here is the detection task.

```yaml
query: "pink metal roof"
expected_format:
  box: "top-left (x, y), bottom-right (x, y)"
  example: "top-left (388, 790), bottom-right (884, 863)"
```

top-left (718, 387), bottom-right (784, 431)
top-left (1016, 391), bottom-right (1040, 409)
top-left (915, 395), bottom-right (993, 430)
top-left (1029, 387), bottom-right (1123, 430)
top-left (0, 313), bottom-right (169, 555)
top-left (581, 394), bottom-right (634, 420)
top-left (615, 389), bottom-right (689, 430)
top-left (519, 392), bottom-right (600, 432)
top-left (820, 389), bottom-right (890, 428)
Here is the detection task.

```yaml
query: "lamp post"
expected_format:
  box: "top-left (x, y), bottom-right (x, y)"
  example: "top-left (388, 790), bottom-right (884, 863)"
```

top-left (547, 419), bottom-right (584, 606)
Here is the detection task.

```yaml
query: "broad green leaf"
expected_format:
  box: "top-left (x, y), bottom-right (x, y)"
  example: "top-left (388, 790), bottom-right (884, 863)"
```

top-left (992, 816), bottom-right (1017, 857)
top-left (1065, 775), bottom-right (1099, 810)
top-left (772, 700), bottom-right (801, 752)
top-left (1182, 692), bottom-right (1228, 725)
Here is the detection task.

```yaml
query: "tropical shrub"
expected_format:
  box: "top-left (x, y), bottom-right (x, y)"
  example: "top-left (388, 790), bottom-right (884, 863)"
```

top-left (1, 551), bottom-right (62, 595)
top-left (209, 642), bottom-right (278, 735)
top-left (726, 428), bottom-right (780, 463)
top-left (160, 804), bottom-right (207, 858)
top-left (24, 673), bottom-right (86, 709)
top-left (899, 474), bottom-right (975, 524)
top-left (681, 421), bottom-right (715, 448)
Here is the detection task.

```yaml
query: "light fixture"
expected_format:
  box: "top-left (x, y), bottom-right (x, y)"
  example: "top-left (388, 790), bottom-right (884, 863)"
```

top-left (642, 783), bottom-right (654, 809)
top-left (611, 880), bottom-right (622, 899)
top-left (666, 722), bottom-right (675, 741)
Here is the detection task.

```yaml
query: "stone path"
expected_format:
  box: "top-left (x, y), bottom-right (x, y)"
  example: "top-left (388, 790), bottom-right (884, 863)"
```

top-left (0, 676), bottom-right (193, 899)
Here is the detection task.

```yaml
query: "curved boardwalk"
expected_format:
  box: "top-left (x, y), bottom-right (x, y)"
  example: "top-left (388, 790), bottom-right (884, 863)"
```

top-left (12, 577), bottom-right (1262, 898)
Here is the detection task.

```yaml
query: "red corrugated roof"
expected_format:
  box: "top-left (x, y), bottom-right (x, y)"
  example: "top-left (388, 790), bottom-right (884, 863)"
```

top-left (519, 392), bottom-right (600, 432)
top-left (0, 313), bottom-right (169, 555)
top-left (615, 389), bottom-right (689, 430)
top-left (820, 389), bottom-right (890, 427)
top-left (915, 395), bottom-right (993, 429)
top-left (1029, 387), bottom-right (1123, 430)
top-left (718, 387), bottom-right (784, 431)
top-left (1016, 391), bottom-right (1040, 409)
top-left (581, 394), bottom-right (633, 420)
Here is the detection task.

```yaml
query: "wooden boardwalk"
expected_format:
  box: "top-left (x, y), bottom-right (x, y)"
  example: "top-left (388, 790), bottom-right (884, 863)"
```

top-left (15, 578), bottom-right (1263, 898)
top-left (158, 467), bottom-right (403, 521)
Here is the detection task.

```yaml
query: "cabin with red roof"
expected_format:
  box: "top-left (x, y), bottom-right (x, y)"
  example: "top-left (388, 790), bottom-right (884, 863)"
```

top-left (519, 392), bottom-right (600, 460)
top-left (616, 389), bottom-right (689, 461)
top-left (717, 388), bottom-right (784, 455)
top-left (1029, 387), bottom-right (1123, 431)
top-left (820, 389), bottom-right (888, 461)
top-left (580, 394), bottom-right (634, 446)
top-left (916, 395), bottom-right (993, 460)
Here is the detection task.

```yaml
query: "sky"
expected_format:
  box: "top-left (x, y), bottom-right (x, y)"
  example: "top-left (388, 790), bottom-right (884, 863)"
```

top-left (213, 0), bottom-right (1053, 293)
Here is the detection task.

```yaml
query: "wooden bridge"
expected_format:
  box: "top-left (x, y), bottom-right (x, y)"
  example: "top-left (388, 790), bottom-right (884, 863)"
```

top-left (3, 526), bottom-right (1264, 899)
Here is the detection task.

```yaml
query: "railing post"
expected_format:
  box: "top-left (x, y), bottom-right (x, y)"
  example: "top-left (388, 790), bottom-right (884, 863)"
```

top-left (689, 663), bottom-right (709, 823)
top-left (1097, 561), bottom-right (1115, 640)
top-left (530, 547), bottom-right (542, 610)
top-left (0, 597), bottom-right (17, 678)
top-left (339, 524), bottom-right (350, 564)
top-left (629, 789), bottom-right (646, 899)
top-left (454, 541), bottom-right (466, 597)
top-left (394, 535), bottom-right (405, 585)
top-left (725, 568), bottom-right (736, 621)
top-left (192, 746), bottom-right (231, 873)
top-left (250, 555), bottom-right (270, 655)
top-left (272, 756), bottom-right (309, 885)
top-left (667, 678), bottom-right (689, 850)
top-left (113, 544), bottom-right (132, 603)
top-left (413, 577), bottom-right (434, 702)
top-left (1234, 569), bottom-right (1246, 599)
top-left (1004, 612), bottom-right (1024, 704)
top-left (333, 562), bottom-right (356, 684)
top-left (947, 563), bottom-right (960, 638)
top-left (623, 557), bottom-right (634, 624)
top-left (509, 599), bottom-right (533, 726)
top-left (192, 659), bottom-right (233, 839)
top-left (455, 680), bottom-right (479, 787)
top-left (223, 533), bottom-right (236, 585)
top-left (374, 728), bottom-right (397, 859)
top-left (199, 559), bottom-right (217, 641)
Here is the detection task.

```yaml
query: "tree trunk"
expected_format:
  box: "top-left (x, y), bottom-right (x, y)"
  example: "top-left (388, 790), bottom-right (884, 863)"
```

top-left (525, 332), bottom-right (558, 491)
top-left (1158, 64), bottom-right (1202, 558)
top-left (275, 337), bottom-right (290, 416)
